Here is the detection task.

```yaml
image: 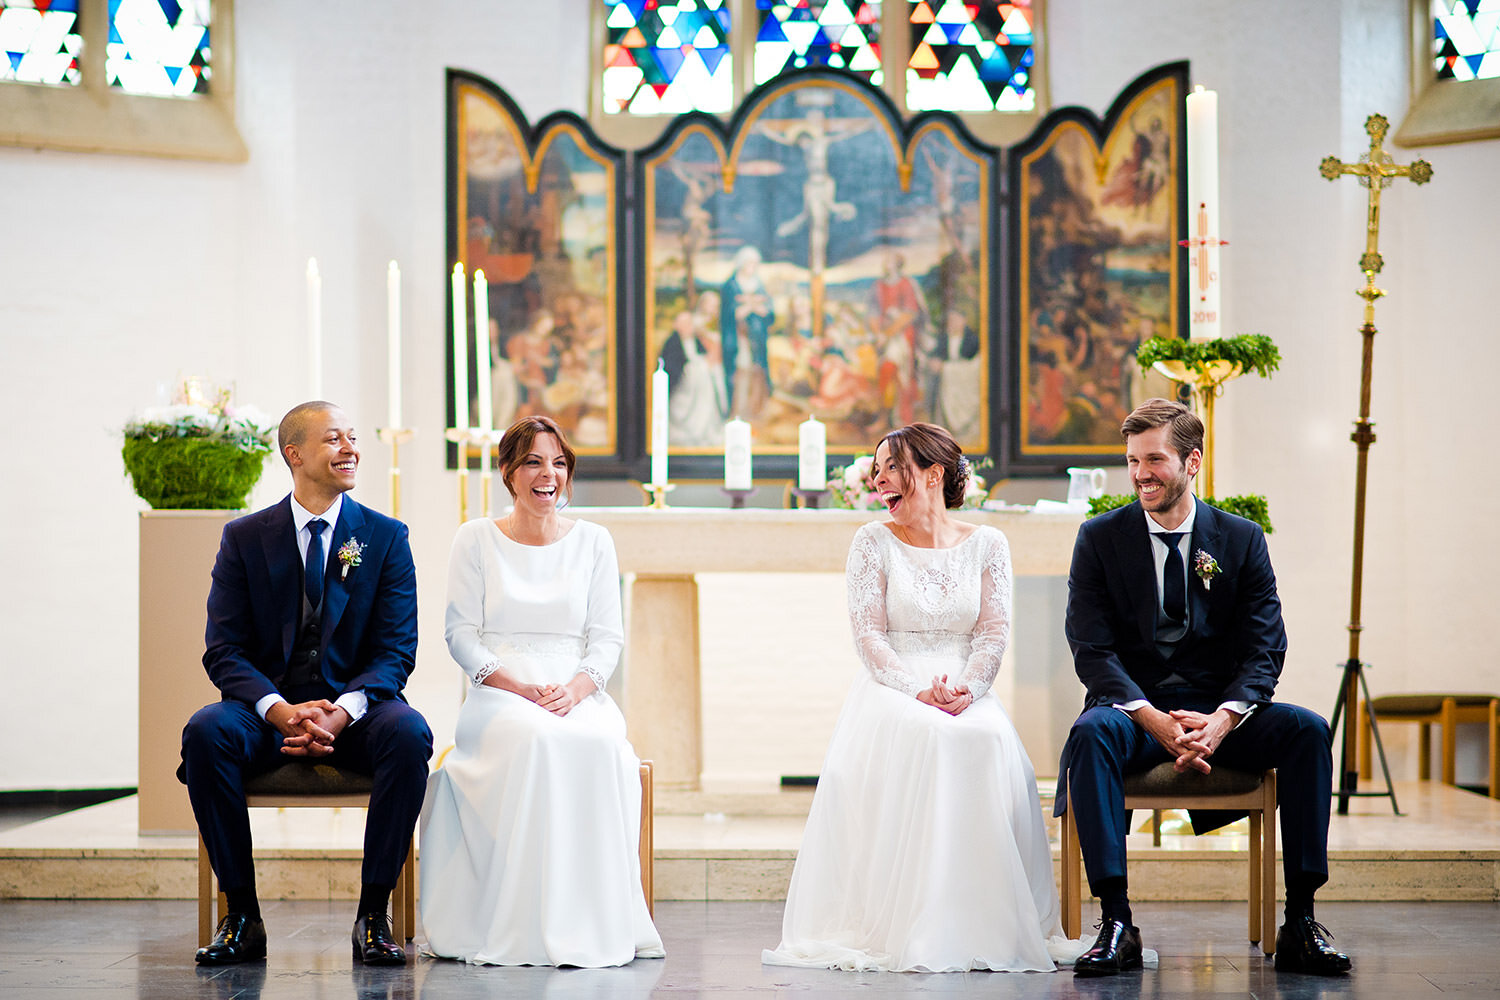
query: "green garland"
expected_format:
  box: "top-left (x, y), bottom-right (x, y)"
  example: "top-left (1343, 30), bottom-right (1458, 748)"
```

top-left (122, 437), bottom-right (270, 509)
top-left (1135, 334), bottom-right (1282, 380)
top-left (1087, 492), bottom-right (1273, 534)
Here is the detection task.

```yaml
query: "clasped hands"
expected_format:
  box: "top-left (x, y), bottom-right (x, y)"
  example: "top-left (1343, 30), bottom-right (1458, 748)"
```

top-left (483, 672), bottom-right (596, 717)
top-left (267, 699), bottom-right (351, 757)
top-left (1135, 705), bottom-right (1240, 774)
top-left (917, 673), bottom-right (973, 716)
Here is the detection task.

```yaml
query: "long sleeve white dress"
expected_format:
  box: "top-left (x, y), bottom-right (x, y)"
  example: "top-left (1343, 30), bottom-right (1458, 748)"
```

top-left (419, 518), bottom-right (664, 967)
top-left (764, 521), bottom-right (1078, 973)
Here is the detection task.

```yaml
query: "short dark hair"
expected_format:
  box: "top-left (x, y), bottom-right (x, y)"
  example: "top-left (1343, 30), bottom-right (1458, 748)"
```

top-left (1120, 398), bottom-right (1203, 461)
top-left (876, 422), bottom-right (969, 509)
top-left (277, 400), bottom-right (338, 470)
top-left (495, 415), bottom-right (577, 504)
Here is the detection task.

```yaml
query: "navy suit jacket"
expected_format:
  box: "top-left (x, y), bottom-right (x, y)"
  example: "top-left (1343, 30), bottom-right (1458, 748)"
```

top-left (1064, 497), bottom-right (1286, 712)
top-left (202, 494), bottom-right (418, 707)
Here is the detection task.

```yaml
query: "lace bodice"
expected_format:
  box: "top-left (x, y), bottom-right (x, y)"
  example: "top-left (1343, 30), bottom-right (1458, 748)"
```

top-left (845, 521), bottom-right (1013, 700)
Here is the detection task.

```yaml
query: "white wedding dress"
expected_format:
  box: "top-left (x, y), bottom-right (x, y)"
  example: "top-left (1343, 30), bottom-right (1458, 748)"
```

top-left (420, 518), bottom-right (664, 967)
top-left (764, 522), bottom-right (1080, 973)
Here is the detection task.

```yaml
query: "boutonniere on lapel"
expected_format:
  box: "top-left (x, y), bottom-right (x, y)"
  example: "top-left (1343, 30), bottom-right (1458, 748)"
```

top-left (337, 538), bottom-right (365, 581)
top-left (1193, 549), bottom-right (1221, 590)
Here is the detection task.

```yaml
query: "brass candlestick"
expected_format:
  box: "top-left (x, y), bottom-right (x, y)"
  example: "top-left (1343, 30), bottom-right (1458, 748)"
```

top-left (1319, 112), bottom-right (1432, 816)
top-left (640, 483), bottom-right (676, 509)
top-left (446, 428), bottom-right (504, 521)
top-left (1151, 359), bottom-right (1242, 499)
top-left (375, 427), bottom-right (415, 519)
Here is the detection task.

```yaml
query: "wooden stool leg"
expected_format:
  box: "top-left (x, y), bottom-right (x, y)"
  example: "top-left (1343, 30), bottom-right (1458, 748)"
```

top-left (392, 838), bottom-right (415, 943)
top-left (1248, 808), bottom-right (1262, 945)
top-left (640, 760), bottom-right (654, 918)
top-left (1262, 771), bottom-right (1278, 957)
top-left (404, 838), bottom-right (416, 941)
top-left (1441, 698), bottom-right (1458, 786)
top-left (1358, 701), bottom-right (1372, 780)
top-left (197, 834), bottom-right (215, 947)
top-left (1061, 782), bottom-right (1082, 939)
top-left (1489, 700), bottom-right (1499, 801)
top-left (1418, 722), bottom-right (1432, 780)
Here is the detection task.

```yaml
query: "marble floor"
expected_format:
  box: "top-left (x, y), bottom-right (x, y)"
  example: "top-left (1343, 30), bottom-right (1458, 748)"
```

top-left (0, 897), bottom-right (1496, 998)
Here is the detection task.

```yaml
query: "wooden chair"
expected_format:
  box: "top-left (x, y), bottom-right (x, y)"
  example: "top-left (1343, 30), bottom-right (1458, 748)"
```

top-left (1060, 765), bottom-right (1278, 954)
top-left (197, 763), bottom-right (416, 947)
top-left (1359, 694), bottom-right (1499, 793)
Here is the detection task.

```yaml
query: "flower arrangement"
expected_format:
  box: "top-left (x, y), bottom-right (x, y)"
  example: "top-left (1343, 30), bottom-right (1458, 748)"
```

top-left (827, 454), bottom-right (990, 511)
top-left (337, 538), bottom-right (366, 580)
top-left (122, 380), bottom-right (277, 509)
top-left (1193, 548), bottom-right (1221, 589)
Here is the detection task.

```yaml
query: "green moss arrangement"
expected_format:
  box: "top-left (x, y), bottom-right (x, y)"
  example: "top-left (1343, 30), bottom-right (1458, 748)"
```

top-left (1135, 334), bottom-right (1282, 380)
top-left (1087, 492), bottom-right (1273, 534)
top-left (122, 437), bottom-right (270, 509)
top-left (122, 384), bottom-right (276, 509)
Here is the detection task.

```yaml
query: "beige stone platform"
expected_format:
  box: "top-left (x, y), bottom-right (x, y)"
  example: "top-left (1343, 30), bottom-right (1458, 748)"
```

top-left (2, 780), bottom-right (1496, 905)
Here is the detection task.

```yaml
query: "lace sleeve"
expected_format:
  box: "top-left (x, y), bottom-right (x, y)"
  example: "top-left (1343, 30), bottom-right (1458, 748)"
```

top-left (958, 529), bottom-right (1012, 701)
top-left (846, 525), bottom-right (921, 697)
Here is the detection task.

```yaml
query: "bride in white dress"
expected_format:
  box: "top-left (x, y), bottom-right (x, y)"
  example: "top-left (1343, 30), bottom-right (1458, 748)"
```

top-left (420, 415), bottom-right (664, 967)
top-left (765, 422), bottom-right (1079, 973)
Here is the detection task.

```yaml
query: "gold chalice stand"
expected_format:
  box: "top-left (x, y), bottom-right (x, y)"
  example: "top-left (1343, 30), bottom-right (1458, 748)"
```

top-left (1149, 359), bottom-right (1242, 498)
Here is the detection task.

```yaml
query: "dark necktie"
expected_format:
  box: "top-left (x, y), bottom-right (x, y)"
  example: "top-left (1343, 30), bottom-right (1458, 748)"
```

top-left (1159, 532), bottom-right (1185, 623)
top-left (305, 518), bottom-right (327, 609)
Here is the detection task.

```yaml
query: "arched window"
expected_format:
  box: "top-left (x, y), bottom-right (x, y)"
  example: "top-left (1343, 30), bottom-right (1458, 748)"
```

top-left (592, 0), bottom-right (1047, 147)
top-left (0, 0), bottom-right (243, 160)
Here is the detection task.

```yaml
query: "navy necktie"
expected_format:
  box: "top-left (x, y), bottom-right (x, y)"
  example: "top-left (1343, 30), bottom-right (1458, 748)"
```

top-left (305, 518), bottom-right (327, 609)
top-left (1159, 532), bottom-right (1185, 623)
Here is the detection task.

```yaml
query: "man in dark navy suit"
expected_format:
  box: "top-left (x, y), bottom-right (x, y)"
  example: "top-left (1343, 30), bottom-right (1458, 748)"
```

top-left (1059, 398), bottom-right (1349, 977)
top-left (180, 401), bottom-right (431, 966)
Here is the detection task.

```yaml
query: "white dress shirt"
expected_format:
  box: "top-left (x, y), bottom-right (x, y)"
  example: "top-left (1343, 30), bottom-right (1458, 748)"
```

top-left (1115, 501), bottom-right (1253, 725)
top-left (254, 493), bottom-right (369, 724)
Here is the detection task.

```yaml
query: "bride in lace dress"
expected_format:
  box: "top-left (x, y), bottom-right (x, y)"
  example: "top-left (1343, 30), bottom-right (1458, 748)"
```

top-left (765, 423), bottom-right (1078, 973)
top-left (420, 416), bottom-right (663, 967)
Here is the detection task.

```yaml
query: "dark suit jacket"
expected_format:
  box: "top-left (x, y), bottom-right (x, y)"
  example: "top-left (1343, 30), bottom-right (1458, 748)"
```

top-left (202, 494), bottom-right (418, 707)
top-left (1065, 497), bottom-right (1286, 711)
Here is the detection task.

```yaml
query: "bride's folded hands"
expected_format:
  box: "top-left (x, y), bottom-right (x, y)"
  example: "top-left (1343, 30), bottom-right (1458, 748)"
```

top-left (537, 674), bottom-right (596, 716)
top-left (918, 673), bottom-right (974, 715)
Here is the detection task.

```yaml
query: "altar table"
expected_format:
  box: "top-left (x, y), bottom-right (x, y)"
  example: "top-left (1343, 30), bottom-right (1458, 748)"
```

top-left (576, 507), bottom-right (1083, 789)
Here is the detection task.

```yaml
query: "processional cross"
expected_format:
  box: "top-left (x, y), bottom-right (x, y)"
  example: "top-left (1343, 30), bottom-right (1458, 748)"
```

top-left (1318, 113), bottom-right (1432, 815)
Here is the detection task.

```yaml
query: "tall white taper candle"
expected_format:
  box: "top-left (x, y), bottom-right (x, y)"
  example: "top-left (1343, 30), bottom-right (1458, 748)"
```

top-left (473, 269), bottom-right (492, 435)
top-left (1186, 85), bottom-right (1222, 342)
top-left (451, 263), bottom-right (468, 430)
top-left (387, 261), bottom-right (402, 428)
top-left (651, 361), bottom-right (669, 487)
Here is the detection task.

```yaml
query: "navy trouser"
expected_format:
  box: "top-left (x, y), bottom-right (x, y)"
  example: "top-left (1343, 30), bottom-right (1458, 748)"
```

top-left (181, 697), bottom-right (432, 893)
top-left (1062, 697), bottom-right (1333, 892)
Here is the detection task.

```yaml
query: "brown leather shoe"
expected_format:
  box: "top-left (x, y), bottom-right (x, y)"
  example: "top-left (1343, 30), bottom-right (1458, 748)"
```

top-left (195, 912), bottom-right (267, 965)
top-left (352, 910), bottom-right (405, 965)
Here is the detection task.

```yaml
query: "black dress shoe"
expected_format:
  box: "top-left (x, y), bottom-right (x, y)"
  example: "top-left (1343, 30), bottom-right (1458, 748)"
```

top-left (1274, 915), bottom-right (1351, 975)
top-left (1074, 917), bottom-right (1143, 977)
top-left (352, 911), bottom-right (405, 965)
top-left (195, 912), bottom-right (267, 965)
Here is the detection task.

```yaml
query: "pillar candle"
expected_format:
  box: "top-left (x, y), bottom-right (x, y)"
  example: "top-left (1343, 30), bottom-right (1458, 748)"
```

top-left (798, 415), bottom-right (826, 491)
top-left (306, 257), bottom-right (322, 397)
top-left (724, 418), bottom-right (752, 489)
top-left (650, 361), bottom-right (669, 487)
top-left (386, 260), bottom-right (401, 428)
top-left (473, 269), bottom-right (492, 435)
top-left (451, 263), bottom-right (468, 430)
top-left (1186, 84), bottom-right (1222, 342)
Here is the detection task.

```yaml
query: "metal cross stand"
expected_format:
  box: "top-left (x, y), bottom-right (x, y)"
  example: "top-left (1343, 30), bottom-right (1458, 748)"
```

top-left (1318, 113), bottom-right (1432, 815)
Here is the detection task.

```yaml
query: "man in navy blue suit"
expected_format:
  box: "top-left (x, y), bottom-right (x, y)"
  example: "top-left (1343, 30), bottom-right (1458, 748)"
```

top-left (180, 401), bottom-right (431, 966)
top-left (1059, 398), bottom-right (1349, 977)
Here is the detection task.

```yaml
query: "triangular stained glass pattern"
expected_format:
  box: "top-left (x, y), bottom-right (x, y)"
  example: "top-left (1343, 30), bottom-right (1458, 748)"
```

top-left (754, 1), bottom-right (882, 84)
top-left (905, 0), bottom-right (1035, 111)
top-left (0, 0), bottom-right (83, 85)
top-left (606, 0), bottom-right (733, 113)
top-left (107, 0), bottom-right (211, 96)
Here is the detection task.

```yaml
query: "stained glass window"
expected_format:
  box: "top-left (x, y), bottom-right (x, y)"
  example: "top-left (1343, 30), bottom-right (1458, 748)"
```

top-left (107, 0), bottom-right (211, 97)
top-left (906, 0), bottom-right (1035, 112)
top-left (0, 0), bottom-right (82, 86)
top-left (602, 0), bottom-right (733, 114)
top-left (754, 1), bottom-right (883, 86)
top-left (1433, 0), bottom-right (1500, 81)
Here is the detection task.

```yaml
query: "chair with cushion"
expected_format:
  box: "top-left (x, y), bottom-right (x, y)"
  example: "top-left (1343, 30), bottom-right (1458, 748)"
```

top-left (1060, 765), bottom-right (1278, 954)
top-left (1359, 694), bottom-right (1499, 794)
top-left (197, 763), bottom-right (416, 947)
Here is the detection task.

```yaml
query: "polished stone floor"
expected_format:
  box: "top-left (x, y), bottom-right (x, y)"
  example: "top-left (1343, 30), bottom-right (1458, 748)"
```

top-left (0, 898), bottom-right (1495, 998)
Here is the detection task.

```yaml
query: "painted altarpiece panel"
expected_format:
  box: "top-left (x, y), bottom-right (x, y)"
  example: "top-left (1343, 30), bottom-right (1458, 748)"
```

top-left (1008, 62), bottom-right (1187, 468)
top-left (639, 72), bottom-right (996, 475)
top-left (448, 70), bottom-right (625, 469)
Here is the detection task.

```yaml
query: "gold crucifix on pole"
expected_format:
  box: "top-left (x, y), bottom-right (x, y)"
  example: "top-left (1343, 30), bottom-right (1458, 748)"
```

top-left (1319, 113), bottom-right (1431, 816)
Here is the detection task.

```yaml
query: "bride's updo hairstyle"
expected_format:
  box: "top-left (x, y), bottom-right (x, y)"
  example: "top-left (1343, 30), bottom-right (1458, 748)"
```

top-left (495, 414), bottom-right (577, 506)
top-left (877, 422), bottom-right (969, 510)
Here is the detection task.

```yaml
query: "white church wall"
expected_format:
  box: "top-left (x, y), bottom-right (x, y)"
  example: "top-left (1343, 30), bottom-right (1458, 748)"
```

top-left (0, 0), bottom-right (1493, 792)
